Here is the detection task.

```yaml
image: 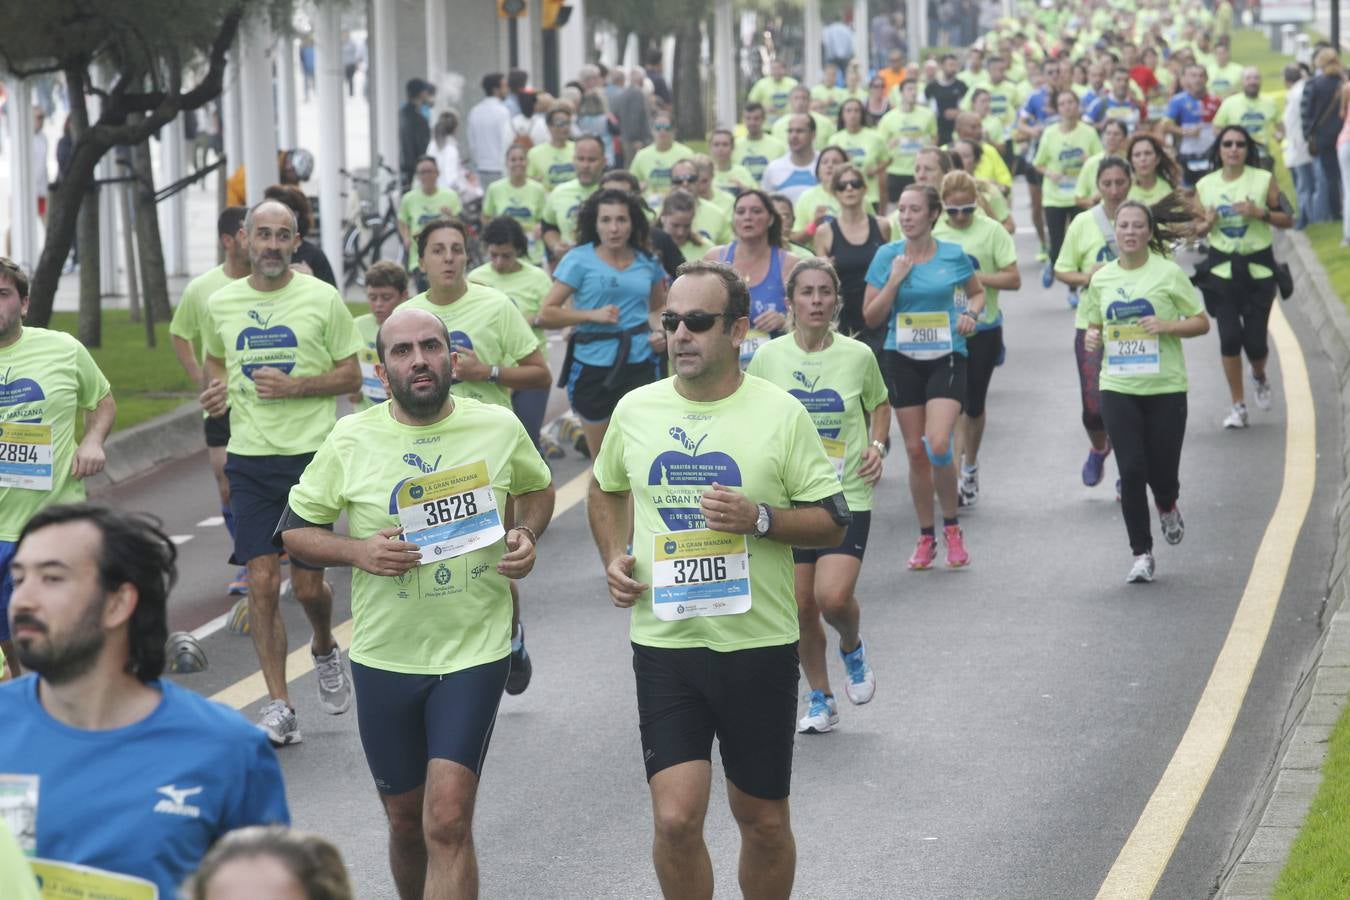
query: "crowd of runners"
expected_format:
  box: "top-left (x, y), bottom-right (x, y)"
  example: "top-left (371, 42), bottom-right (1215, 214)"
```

top-left (1, 0), bottom-right (1348, 896)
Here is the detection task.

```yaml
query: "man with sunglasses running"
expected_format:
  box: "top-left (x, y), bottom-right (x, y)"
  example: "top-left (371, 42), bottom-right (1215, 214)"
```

top-left (588, 259), bottom-right (848, 899)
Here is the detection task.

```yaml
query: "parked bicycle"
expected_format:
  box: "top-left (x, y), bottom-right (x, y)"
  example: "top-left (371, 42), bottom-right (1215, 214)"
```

top-left (338, 158), bottom-right (405, 291)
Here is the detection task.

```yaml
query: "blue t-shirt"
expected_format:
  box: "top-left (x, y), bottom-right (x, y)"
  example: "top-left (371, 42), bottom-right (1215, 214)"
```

top-left (1021, 88), bottom-right (1059, 127)
top-left (864, 239), bottom-right (976, 356)
top-left (1166, 90), bottom-right (1203, 126)
top-left (0, 677), bottom-right (289, 897)
top-left (553, 244), bottom-right (665, 367)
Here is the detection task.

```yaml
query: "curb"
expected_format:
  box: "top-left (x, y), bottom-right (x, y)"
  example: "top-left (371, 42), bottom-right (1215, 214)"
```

top-left (1216, 228), bottom-right (1350, 899)
top-left (85, 401), bottom-right (206, 495)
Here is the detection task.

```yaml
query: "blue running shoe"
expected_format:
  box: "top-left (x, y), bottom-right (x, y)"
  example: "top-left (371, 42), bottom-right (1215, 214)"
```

top-left (1068, 289), bottom-right (1079, 308)
top-left (797, 690), bottom-right (839, 734)
top-left (227, 567), bottom-right (249, 596)
top-left (1082, 445), bottom-right (1110, 487)
top-left (1041, 259), bottom-right (1054, 289)
top-left (840, 641), bottom-right (876, 704)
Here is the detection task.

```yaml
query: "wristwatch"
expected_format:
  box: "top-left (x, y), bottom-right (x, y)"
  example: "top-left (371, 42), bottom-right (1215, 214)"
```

top-left (871, 439), bottom-right (888, 459)
top-left (488, 365), bottom-right (501, 384)
top-left (753, 503), bottom-right (773, 538)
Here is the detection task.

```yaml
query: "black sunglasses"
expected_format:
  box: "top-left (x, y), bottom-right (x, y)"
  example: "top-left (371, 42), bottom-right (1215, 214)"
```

top-left (671, 174), bottom-right (698, 184)
top-left (836, 179), bottom-right (866, 190)
top-left (661, 311), bottom-right (728, 332)
top-left (1221, 139), bottom-right (1247, 148)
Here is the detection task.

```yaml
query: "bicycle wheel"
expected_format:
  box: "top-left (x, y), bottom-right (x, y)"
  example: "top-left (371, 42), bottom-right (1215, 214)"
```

top-left (342, 226), bottom-right (364, 290)
top-left (374, 226), bottom-right (405, 267)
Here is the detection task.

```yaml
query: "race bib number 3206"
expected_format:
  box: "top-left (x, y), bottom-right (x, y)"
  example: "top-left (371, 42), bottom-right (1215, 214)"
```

top-left (0, 422), bottom-right (54, 491)
top-left (650, 530), bottom-right (752, 620)
top-left (396, 461), bottom-right (505, 564)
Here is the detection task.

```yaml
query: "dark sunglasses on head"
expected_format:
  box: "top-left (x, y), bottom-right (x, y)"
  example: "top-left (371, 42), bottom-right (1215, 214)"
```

top-left (653, 123), bottom-right (672, 130)
top-left (661, 311), bottom-right (728, 332)
top-left (836, 179), bottom-right (865, 190)
top-left (1221, 139), bottom-right (1247, 148)
top-left (945, 204), bottom-right (977, 216)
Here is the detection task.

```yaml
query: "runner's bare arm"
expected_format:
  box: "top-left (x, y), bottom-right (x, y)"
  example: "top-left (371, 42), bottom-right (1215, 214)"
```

top-left (71, 392), bottom-right (116, 478)
top-left (498, 485), bottom-right (556, 578)
top-left (253, 355), bottom-right (362, 399)
top-left (588, 477), bottom-right (648, 608)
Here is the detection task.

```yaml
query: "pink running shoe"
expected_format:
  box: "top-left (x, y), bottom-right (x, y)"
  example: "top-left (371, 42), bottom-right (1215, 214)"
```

top-left (944, 524), bottom-right (970, 568)
top-left (908, 534), bottom-right (938, 570)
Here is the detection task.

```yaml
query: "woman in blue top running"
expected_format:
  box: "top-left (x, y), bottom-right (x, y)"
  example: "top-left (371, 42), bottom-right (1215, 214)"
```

top-left (540, 188), bottom-right (668, 457)
top-left (703, 188), bottom-right (800, 368)
top-left (862, 183), bottom-right (984, 570)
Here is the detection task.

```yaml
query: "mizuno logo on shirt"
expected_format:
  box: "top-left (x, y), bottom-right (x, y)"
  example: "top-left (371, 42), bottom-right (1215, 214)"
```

top-left (154, 784), bottom-right (203, 818)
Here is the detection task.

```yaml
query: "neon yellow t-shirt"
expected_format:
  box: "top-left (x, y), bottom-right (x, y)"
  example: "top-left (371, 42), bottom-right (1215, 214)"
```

top-left (631, 143), bottom-right (695, 199)
top-left (483, 178), bottom-right (548, 263)
top-left (526, 141), bottom-right (576, 189)
top-left (399, 187), bottom-right (462, 271)
top-left (747, 77), bottom-right (799, 122)
top-left (1084, 254), bottom-right (1204, 395)
top-left (1207, 61), bottom-right (1244, 99)
top-left (810, 84), bottom-right (848, 118)
top-left (828, 127), bottom-right (889, 204)
top-left (169, 265), bottom-right (238, 365)
top-left (352, 312), bottom-right (385, 411)
top-left (403, 283), bottom-right (541, 409)
top-left (467, 260), bottom-right (553, 355)
top-left (770, 111), bottom-right (837, 151)
top-left (591, 375), bottom-right (841, 651)
top-left (712, 164), bottom-right (757, 199)
top-left (1056, 205), bottom-right (1120, 329)
top-left (691, 198), bottom-right (730, 244)
top-left (1213, 94), bottom-right (1278, 146)
top-left (734, 135), bottom-right (787, 183)
top-left (877, 106), bottom-right (937, 176)
top-left (0, 821), bottom-right (39, 900)
top-left (933, 210), bottom-right (1019, 327)
top-left (1196, 167), bottom-right (1275, 279)
top-left (793, 185), bottom-right (842, 231)
top-left (202, 273), bottom-right (363, 456)
top-left (746, 333), bottom-right (888, 511)
top-left (1033, 122), bottom-right (1103, 207)
top-left (541, 178), bottom-right (600, 248)
top-left (0, 328), bottom-right (112, 541)
top-left (287, 399), bottom-right (552, 675)
top-left (1129, 177), bottom-right (1175, 206)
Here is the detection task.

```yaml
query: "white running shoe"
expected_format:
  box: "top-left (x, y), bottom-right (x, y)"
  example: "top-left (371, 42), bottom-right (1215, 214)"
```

top-left (1253, 376), bottom-right (1273, 411)
top-left (313, 643), bottom-right (353, 715)
top-left (1126, 553), bottom-right (1156, 584)
top-left (797, 690), bottom-right (840, 734)
top-left (1159, 505), bottom-right (1185, 545)
top-left (959, 466), bottom-right (980, 507)
top-left (257, 699), bottom-right (302, 746)
top-left (840, 641), bottom-right (876, 705)
top-left (1222, 402), bottom-right (1249, 429)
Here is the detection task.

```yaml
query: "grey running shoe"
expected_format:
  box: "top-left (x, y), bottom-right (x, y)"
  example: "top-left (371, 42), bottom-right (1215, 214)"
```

top-left (1159, 505), bottom-right (1185, 545)
top-left (1253, 375), bottom-right (1273, 411)
top-left (1126, 553), bottom-right (1156, 584)
top-left (258, 699), bottom-right (302, 746)
top-left (313, 644), bottom-right (352, 715)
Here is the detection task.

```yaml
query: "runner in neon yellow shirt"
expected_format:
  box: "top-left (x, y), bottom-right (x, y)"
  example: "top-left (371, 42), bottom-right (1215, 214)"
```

top-left (525, 106), bottom-right (576, 189)
top-left (483, 145), bottom-right (549, 263)
top-left (1212, 68), bottom-right (1279, 152)
top-left (708, 128), bottom-right (758, 200)
top-left (877, 80), bottom-right (937, 207)
top-left (1205, 39), bottom-right (1244, 99)
top-left (828, 100), bottom-right (889, 208)
top-left (747, 59), bottom-right (798, 123)
top-left (1125, 132), bottom-right (1180, 205)
top-left (588, 259), bottom-right (847, 898)
top-left (746, 259), bottom-right (887, 735)
top-left (541, 135), bottom-right (605, 262)
top-left (281, 305), bottom-right (554, 900)
top-left (200, 199), bottom-right (363, 746)
top-left (792, 147), bottom-right (849, 243)
top-left (1073, 119), bottom-right (1130, 208)
top-left (351, 260), bottom-right (409, 411)
top-left (670, 159), bottom-right (731, 243)
top-left (398, 156), bottom-right (462, 274)
top-left (0, 260), bottom-right (115, 679)
top-left (169, 206), bottom-right (249, 596)
top-left (1083, 202), bottom-right (1210, 583)
top-left (735, 103), bottom-right (788, 183)
top-left (809, 65), bottom-right (848, 118)
top-left (1034, 89), bottom-right (1102, 305)
top-left (631, 111), bottom-right (694, 204)
top-left (770, 86), bottom-right (837, 151)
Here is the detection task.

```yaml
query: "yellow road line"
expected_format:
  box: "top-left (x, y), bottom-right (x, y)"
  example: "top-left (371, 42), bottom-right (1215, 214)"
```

top-left (1095, 302), bottom-right (1317, 899)
top-left (212, 466), bottom-right (594, 710)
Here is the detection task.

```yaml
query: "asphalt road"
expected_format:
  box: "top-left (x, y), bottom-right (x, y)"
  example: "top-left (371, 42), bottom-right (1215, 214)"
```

top-left (96, 226), bottom-right (1340, 899)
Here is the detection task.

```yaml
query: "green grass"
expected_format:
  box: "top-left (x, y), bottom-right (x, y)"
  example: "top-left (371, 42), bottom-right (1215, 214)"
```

top-left (1304, 222), bottom-right (1350, 310)
top-left (46, 310), bottom-right (197, 434)
top-left (1232, 28), bottom-right (1294, 89)
top-left (1274, 703), bottom-right (1350, 897)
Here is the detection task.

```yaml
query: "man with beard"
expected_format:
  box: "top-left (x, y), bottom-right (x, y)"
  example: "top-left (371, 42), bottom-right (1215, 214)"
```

top-left (200, 199), bottom-right (363, 747)
top-left (587, 260), bottom-right (848, 899)
top-left (0, 504), bottom-right (288, 897)
top-left (0, 258), bottom-right (116, 679)
top-left (280, 306), bottom-right (554, 900)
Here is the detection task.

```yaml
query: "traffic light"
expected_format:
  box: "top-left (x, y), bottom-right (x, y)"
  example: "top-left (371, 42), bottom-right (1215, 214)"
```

top-left (542, 0), bottom-right (572, 29)
top-left (498, 0), bottom-right (526, 16)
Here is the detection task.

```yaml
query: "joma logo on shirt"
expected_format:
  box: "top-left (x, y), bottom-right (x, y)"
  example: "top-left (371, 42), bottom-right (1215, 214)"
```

top-left (154, 784), bottom-right (203, 818)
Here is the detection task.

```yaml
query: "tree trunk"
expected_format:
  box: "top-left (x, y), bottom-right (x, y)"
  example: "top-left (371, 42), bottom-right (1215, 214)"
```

top-left (76, 185), bottom-right (102, 347)
top-left (671, 19), bottom-right (705, 141)
top-left (130, 129), bottom-right (171, 325)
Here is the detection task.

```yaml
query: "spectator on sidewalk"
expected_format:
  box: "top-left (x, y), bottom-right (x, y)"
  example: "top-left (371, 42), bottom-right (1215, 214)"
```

top-left (1301, 47), bottom-right (1345, 223)
top-left (613, 67), bottom-right (652, 168)
top-left (32, 107), bottom-right (49, 225)
top-left (1282, 64), bottom-right (1315, 229)
top-left (399, 78), bottom-right (435, 188)
top-left (506, 68), bottom-right (530, 117)
top-left (822, 14), bottom-right (855, 75)
top-left (644, 51), bottom-right (672, 108)
top-left (468, 72), bottom-right (515, 189)
top-left (342, 32), bottom-right (364, 97)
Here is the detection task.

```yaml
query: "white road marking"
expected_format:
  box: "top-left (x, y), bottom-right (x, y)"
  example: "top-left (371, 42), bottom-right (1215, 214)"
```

top-left (190, 612), bottom-right (230, 641)
top-left (170, 535), bottom-right (194, 546)
top-left (197, 516), bottom-right (225, 527)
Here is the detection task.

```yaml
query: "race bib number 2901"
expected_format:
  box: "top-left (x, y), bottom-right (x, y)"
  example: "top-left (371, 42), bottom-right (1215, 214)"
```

top-left (0, 422), bottom-right (54, 491)
top-left (896, 312), bottom-right (953, 360)
top-left (396, 461), bottom-right (505, 564)
top-left (650, 530), bottom-right (752, 620)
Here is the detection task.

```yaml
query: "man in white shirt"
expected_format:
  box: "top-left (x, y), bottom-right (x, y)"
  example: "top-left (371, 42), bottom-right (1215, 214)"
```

top-left (760, 114), bottom-right (819, 204)
top-left (467, 72), bottom-right (515, 189)
top-left (1282, 64), bottom-right (1314, 229)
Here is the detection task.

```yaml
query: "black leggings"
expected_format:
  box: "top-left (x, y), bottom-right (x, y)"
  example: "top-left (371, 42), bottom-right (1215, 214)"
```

top-left (964, 327), bottom-right (1002, 419)
top-left (1044, 205), bottom-right (1080, 268)
top-left (1202, 276), bottom-right (1276, 362)
top-left (1101, 390), bottom-right (1188, 555)
top-left (1074, 328), bottom-right (1104, 435)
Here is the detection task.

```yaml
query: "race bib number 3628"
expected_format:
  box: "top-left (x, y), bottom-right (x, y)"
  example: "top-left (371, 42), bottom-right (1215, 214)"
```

top-left (396, 461), bottom-right (505, 564)
top-left (650, 530), bottom-right (752, 620)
